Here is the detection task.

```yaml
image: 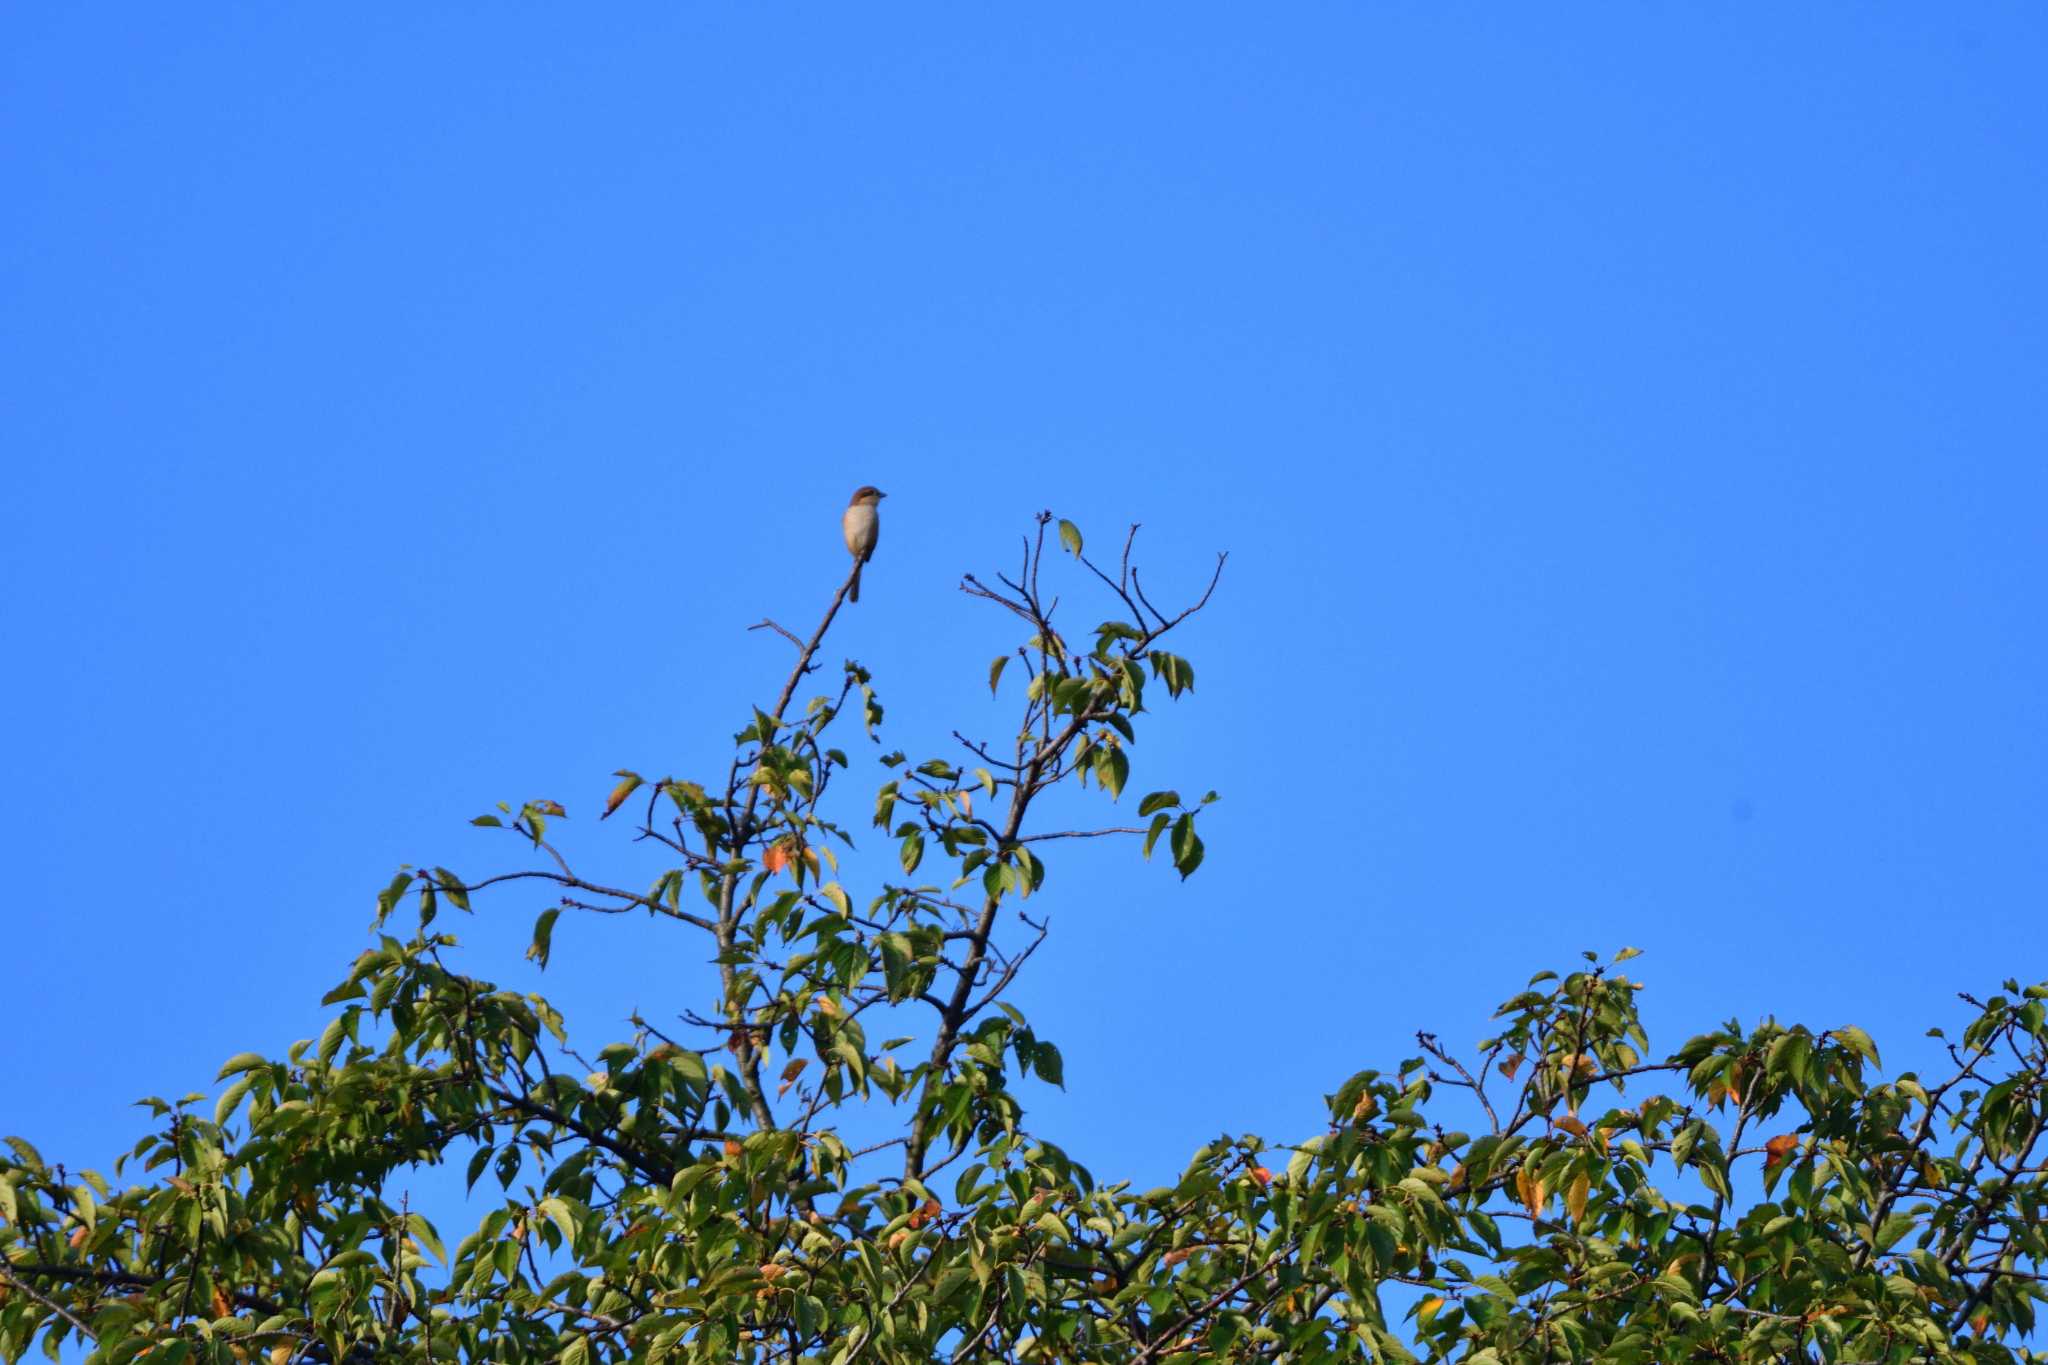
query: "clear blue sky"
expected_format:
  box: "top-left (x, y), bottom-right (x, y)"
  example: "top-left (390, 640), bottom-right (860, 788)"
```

top-left (5, 6), bottom-right (2045, 1196)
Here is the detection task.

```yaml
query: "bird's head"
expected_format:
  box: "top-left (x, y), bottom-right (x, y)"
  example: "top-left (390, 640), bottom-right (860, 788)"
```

top-left (850, 486), bottom-right (887, 506)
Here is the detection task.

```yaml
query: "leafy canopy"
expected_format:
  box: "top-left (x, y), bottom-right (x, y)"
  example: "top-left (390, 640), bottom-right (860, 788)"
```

top-left (3, 512), bottom-right (2044, 1364)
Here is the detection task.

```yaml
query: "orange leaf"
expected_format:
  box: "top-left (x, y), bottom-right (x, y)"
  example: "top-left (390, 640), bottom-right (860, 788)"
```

top-left (1554, 1115), bottom-right (1589, 1139)
top-left (763, 842), bottom-right (791, 875)
top-left (1250, 1166), bottom-right (1273, 1189)
top-left (1764, 1133), bottom-right (1800, 1167)
top-left (600, 773), bottom-right (642, 820)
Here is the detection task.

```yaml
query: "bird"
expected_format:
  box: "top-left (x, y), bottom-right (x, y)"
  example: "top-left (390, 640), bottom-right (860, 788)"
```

top-left (842, 485), bottom-right (886, 602)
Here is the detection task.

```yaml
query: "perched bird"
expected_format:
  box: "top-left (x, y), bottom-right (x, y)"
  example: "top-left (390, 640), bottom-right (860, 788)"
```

top-left (842, 485), bottom-right (886, 602)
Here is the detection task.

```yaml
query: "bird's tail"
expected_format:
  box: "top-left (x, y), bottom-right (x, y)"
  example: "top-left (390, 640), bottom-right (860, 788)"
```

top-left (849, 563), bottom-right (862, 603)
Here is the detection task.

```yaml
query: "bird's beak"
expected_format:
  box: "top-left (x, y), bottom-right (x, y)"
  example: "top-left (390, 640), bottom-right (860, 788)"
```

top-left (878, 491), bottom-right (889, 499)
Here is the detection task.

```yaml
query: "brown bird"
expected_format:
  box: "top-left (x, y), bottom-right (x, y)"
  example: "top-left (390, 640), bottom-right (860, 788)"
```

top-left (842, 485), bottom-right (885, 602)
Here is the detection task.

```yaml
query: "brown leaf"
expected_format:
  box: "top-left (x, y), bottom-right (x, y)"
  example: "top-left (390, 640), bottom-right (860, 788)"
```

top-left (600, 773), bottom-right (642, 820)
top-left (212, 1286), bottom-right (235, 1319)
top-left (763, 841), bottom-right (791, 876)
top-left (1764, 1133), bottom-right (1800, 1167)
top-left (1499, 1053), bottom-right (1523, 1080)
top-left (68, 1225), bottom-right (88, 1248)
top-left (1553, 1115), bottom-right (1589, 1139)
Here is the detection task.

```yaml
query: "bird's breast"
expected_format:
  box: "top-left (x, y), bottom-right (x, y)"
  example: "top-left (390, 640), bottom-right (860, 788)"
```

top-left (843, 504), bottom-right (879, 557)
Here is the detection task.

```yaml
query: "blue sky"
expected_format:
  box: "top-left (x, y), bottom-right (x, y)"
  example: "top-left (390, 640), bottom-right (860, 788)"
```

top-left (4, 5), bottom-right (2045, 1199)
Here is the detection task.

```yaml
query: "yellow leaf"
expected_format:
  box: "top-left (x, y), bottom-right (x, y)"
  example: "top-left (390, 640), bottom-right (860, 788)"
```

top-left (600, 772), bottom-right (642, 820)
top-left (1566, 1171), bottom-right (1590, 1225)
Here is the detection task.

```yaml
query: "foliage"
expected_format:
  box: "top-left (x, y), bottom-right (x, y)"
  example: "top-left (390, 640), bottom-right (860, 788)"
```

top-left (3, 513), bottom-right (2045, 1364)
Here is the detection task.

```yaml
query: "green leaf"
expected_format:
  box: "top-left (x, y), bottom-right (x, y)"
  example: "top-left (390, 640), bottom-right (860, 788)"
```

top-left (989, 655), bottom-right (1009, 696)
top-left (1831, 1025), bottom-right (1882, 1068)
top-left (1143, 811), bottom-right (1171, 860)
top-left (407, 1212), bottom-right (447, 1265)
top-left (434, 868), bottom-right (471, 912)
top-left (214, 1076), bottom-right (255, 1127)
top-left (536, 1196), bottom-right (580, 1248)
top-left (317, 1012), bottom-right (352, 1066)
top-left (1171, 811), bottom-right (1205, 878)
top-left (528, 907), bottom-right (562, 968)
top-left (1058, 519), bottom-right (1083, 556)
top-left (1097, 746), bottom-right (1129, 802)
top-left (1139, 790), bottom-right (1180, 817)
top-left (375, 870), bottom-right (414, 924)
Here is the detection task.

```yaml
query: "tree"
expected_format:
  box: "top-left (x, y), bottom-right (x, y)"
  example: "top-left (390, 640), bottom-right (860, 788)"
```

top-left (2, 511), bottom-right (2044, 1364)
